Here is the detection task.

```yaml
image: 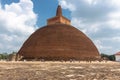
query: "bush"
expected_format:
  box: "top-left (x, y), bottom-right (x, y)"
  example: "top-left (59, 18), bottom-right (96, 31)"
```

top-left (101, 53), bottom-right (115, 61)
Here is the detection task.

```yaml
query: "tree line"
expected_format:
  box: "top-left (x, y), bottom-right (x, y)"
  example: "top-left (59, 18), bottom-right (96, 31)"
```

top-left (0, 52), bottom-right (17, 60)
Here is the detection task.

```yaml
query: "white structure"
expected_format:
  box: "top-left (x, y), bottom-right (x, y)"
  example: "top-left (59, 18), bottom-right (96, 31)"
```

top-left (115, 52), bottom-right (120, 62)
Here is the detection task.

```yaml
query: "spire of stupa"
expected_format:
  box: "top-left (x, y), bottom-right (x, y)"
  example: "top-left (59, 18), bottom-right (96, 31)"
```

top-left (47, 5), bottom-right (71, 25)
top-left (56, 5), bottom-right (62, 16)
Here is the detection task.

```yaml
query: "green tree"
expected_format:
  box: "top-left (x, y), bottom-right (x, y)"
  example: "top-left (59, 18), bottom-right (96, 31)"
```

top-left (0, 52), bottom-right (17, 60)
top-left (101, 53), bottom-right (115, 61)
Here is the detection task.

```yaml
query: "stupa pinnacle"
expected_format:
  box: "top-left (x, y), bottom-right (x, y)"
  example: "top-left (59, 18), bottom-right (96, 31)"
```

top-left (56, 5), bottom-right (62, 16)
top-left (47, 5), bottom-right (71, 25)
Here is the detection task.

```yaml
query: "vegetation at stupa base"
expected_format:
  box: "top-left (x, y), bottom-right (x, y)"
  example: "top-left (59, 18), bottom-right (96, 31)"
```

top-left (0, 52), bottom-right (115, 61)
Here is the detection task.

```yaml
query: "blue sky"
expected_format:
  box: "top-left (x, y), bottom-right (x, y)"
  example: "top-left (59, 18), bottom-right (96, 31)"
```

top-left (0, 0), bottom-right (120, 55)
top-left (32, 0), bottom-right (59, 26)
top-left (32, 0), bottom-right (70, 26)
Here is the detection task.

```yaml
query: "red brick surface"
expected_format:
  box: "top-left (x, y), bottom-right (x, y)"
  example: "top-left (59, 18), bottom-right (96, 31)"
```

top-left (18, 23), bottom-right (100, 60)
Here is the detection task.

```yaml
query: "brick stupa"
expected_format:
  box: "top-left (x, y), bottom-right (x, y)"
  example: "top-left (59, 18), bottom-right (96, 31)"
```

top-left (17, 5), bottom-right (100, 61)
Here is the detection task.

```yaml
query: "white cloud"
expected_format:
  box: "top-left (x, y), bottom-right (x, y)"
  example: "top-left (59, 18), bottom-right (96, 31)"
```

top-left (59, 0), bottom-right (120, 54)
top-left (0, 0), bottom-right (37, 53)
top-left (94, 39), bottom-right (112, 52)
top-left (59, 0), bottom-right (76, 11)
top-left (112, 37), bottom-right (120, 42)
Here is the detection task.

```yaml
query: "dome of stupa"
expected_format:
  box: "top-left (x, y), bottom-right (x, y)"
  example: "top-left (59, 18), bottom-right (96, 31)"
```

top-left (17, 5), bottom-right (100, 61)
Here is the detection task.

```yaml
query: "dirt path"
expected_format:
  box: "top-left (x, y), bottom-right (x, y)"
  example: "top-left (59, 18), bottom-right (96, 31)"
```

top-left (0, 61), bottom-right (120, 80)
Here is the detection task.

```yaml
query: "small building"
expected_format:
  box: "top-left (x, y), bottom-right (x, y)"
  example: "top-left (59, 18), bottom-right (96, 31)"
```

top-left (115, 52), bottom-right (120, 61)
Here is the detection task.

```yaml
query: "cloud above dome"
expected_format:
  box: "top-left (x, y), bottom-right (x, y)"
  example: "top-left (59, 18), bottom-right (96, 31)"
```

top-left (0, 0), bottom-right (37, 53)
top-left (58, 0), bottom-right (120, 54)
